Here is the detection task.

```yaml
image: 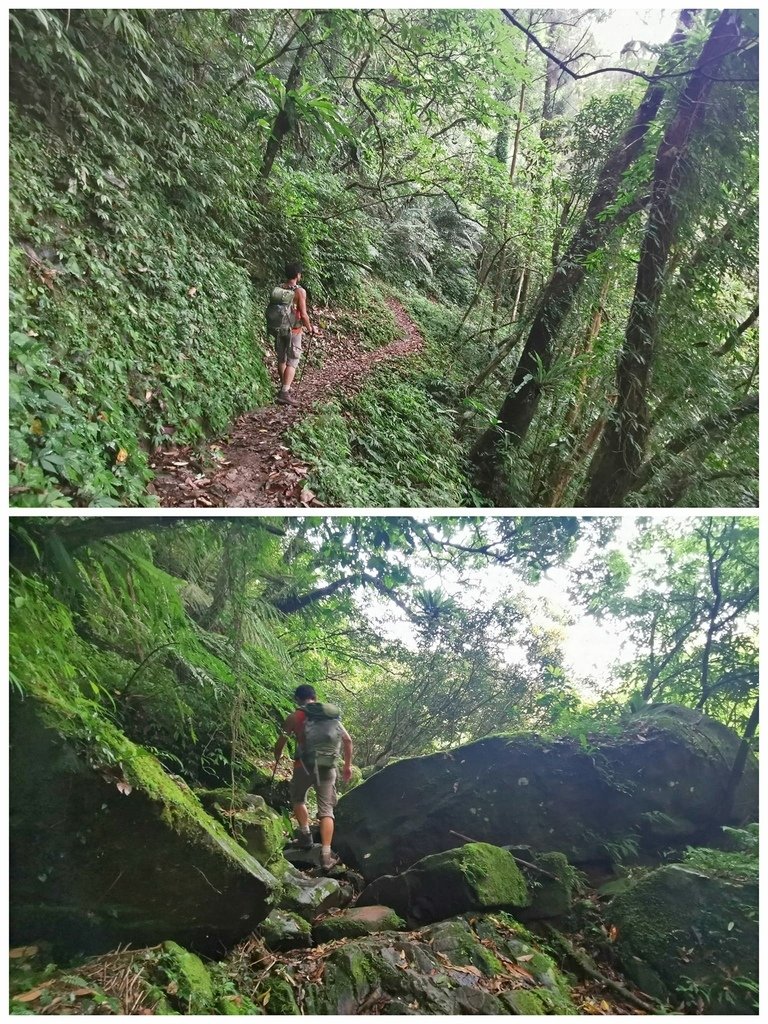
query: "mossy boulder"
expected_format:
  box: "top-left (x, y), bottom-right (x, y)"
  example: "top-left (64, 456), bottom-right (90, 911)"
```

top-left (511, 849), bottom-right (576, 921)
top-left (260, 976), bottom-right (300, 1014)
top-left (258, 909), bottom-right (312, 951)
top-left (278, 912), bottom-right (576, 1014)
top-left (335, 705), bottom-right (759, 881)
top-left (314, 905), bottom-right (406, 943)
top-left (8, 941), bottom-right (255, 1016)
top-left (271, 858), bottom-right (347, 920)
top-left (196, 788), bottom-right (285, 867)
top-left (248, 765), bottom-right (292, 812)
top-left (609, 864), bottom-right (758, 1013)
top-left (10, 696), bottom-right (277, 958)
top-left (357, 842), bottom-right (529, 925)
top-left (157, 941), bottom-right (215, 1013)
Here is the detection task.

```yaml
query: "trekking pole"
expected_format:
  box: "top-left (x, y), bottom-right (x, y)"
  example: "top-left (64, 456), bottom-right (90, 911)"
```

top-left (297, 328), bottom-right (317, 384)
top-left (268, 759), bottom-right (279, 802)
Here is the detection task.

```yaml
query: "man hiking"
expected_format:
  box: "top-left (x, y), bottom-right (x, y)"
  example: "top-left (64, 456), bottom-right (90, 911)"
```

top-left (265, 262), bottom-right (315, 406)
top-left (273, 684), bottom-right (353, 870)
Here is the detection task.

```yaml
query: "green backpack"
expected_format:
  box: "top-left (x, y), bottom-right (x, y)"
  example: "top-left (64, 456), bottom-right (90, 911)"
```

top-left (265, 286), bottom-right (296, 337)
top-left (301, 702), bottom-right (343, 770)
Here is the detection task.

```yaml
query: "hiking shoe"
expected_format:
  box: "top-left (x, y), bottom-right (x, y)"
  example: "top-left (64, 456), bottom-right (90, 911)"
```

top-left (276, 391), bottom-right (297, 406)
top-left (320, 849), bottom-right (339, 870)
top-left (294, 829), bottom-right (313, 850)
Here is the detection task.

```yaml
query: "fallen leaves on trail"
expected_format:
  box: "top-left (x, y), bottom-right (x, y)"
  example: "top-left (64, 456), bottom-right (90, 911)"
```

top-left (13, 988), bottom-right (46, 1002)
top-left (150, 298), bottom-right (424, 508)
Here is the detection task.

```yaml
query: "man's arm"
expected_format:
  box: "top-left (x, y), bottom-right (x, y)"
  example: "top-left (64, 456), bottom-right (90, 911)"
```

top-left (341, 726), bottom-right (353, 783)
top-left (296, 287), bottom-right (312, 333)
top-left (274, 712), bottom-right (297, 764)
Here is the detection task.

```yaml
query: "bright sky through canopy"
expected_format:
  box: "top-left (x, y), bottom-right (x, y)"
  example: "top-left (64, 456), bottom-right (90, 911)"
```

top-left (590, 8), bottom-right (680, 56)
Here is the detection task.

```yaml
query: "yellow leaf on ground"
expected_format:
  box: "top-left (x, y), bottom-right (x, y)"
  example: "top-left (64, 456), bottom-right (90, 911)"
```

top-left (116, 448), bottom-right (129, 464)
top-left (13, 989), bottom-right (44, 1003)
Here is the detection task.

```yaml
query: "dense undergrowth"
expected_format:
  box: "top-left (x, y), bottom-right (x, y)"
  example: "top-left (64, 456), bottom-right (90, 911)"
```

top-left (290, 292), bottom-right (496, 507)
top-left (9, 10), bottom-right (759, 508)
top-left (9, 11), bottom-right (378, 508)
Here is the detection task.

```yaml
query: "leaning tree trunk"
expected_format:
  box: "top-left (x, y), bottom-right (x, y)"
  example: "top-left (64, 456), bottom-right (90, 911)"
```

top-left (723, 697), bottom-right (759, 820)
top-left (580, 10), bottom-right (745, 507)
top-left (259, 37), bottom-right (314, 182)
top-left (470, 12), bottom-right (695, 500)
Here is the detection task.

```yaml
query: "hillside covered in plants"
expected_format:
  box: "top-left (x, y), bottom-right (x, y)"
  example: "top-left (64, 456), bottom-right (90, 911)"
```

top-left (9, 515), bottom-right (759, 1013)
top-left (9, 9), bottom-right (759, 508)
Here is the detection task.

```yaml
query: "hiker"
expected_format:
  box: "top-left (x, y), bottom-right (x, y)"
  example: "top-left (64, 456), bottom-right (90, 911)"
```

top-left (265, 262), bottom-right (315, 406)
top-left (273, 684), bottom-right (353, 869)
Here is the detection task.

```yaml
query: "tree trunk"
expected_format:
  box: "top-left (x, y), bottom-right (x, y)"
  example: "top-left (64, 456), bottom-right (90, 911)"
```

top-left (470, 12), bottom-right (694, 499)
top-left (490, 37), bottom-right (530, 337)
top-left (259, 37), bottom-right (314, 182)
top-left (723, 698), bottom-right (759, 820)
top-left (580, 11), bottom-right (744, 507)
top-left (537, 276), bottom-right (611, 503)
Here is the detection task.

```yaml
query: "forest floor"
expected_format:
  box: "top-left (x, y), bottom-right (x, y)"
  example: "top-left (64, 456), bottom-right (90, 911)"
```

top-left (149, 297), bottom-right (424, 507)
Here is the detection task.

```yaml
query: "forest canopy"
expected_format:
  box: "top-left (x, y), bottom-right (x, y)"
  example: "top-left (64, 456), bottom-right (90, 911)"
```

top-left (8, 8), bottom-right (759, 508)
top-left (10, 514), bottom-right (758, 785)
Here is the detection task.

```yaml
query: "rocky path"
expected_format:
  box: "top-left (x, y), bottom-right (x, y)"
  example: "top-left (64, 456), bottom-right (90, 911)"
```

top-left (149, 297), bottom-right (424, 508)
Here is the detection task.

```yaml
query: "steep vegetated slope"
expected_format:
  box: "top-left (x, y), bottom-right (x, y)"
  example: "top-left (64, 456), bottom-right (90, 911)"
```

top-left (9, 10), bottom-right (758, 507)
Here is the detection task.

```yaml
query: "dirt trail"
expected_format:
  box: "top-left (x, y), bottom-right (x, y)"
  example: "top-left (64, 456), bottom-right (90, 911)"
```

top-left (150, 297), bottom-right (424, 507)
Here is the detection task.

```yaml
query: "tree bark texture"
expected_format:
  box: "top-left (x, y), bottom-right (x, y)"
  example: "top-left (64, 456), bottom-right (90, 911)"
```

top-left (581, 10), bottom-right (744, 507)
top-left (259, 37), bottom-right (314, 182)
top-left (471, 12), bottom-right (695, 499)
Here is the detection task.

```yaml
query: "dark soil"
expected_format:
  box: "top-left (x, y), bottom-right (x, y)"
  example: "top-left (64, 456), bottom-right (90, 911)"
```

top-left (149, 297), bottom-right (424, 507)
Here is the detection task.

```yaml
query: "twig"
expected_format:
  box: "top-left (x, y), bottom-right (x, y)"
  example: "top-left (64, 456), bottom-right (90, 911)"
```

top-left (543, 924), bottom-right (662, 1014)
top-left (192, 865), bottom-right (223, 894)
top-left (501, 10), bottom-right (753, 84)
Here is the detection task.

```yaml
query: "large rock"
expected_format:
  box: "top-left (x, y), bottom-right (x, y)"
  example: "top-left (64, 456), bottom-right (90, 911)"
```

top-left (335, 705), bottom-right (758, 880)
top-left (196, 788), bottom-right (285, 868)
top-left (510, 850), bottom-right (576, 921)
top-left (609, 864), bottom-right (758, 1013)
top-left (313, 905), bottom-right (406, 943)
top-left (272, 860), bottom-right (348, 920)
top-left (10, 696), bottom-right (278, 957)
top-left (358, 842), bottom-right (529, 925)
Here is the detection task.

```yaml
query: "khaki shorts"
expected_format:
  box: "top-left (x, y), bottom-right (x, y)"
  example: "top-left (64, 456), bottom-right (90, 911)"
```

top-left (274, 328), bottom-right (303, 368)
top-left (290, 762), bottom-right (337, 819)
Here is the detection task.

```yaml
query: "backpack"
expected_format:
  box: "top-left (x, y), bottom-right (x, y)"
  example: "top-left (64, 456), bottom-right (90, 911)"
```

top-left (301, 702), bottom-right (343, 770)
top-left (265, 286), bottom-right (296, 337)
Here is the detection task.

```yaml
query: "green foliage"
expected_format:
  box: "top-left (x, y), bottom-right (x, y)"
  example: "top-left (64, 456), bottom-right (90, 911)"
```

top-left (683, 824), bottom-right (759, 884)
top-left (290, 370), bottom-right (469, 507)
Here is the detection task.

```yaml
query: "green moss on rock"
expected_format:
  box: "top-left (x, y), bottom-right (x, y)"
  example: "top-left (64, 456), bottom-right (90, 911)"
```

top-left (519, 851), bottom-right (576, 920)
top-left (259, 909), bottom-right (312, 951)
top-left (260, 976), bottom-right (300, 1014)
top-left (422, 918), bottom-right (503, 976)
top-left (610, 863), bottom-right (758, 1013)
top-left (196, 788), bottom-right (285, 867)
top-left (314, 906), bottom-right (406, 944)
top-left (158, 941), bottom-right (215, 1013)
top-left (358, 842), bottom-right (529, 924)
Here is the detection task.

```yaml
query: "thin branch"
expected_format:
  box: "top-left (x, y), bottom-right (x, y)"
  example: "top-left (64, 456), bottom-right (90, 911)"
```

top-left (501, 10), bottom-right (753, 84)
